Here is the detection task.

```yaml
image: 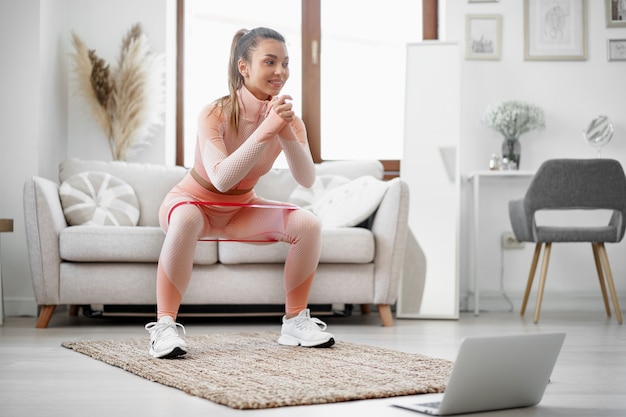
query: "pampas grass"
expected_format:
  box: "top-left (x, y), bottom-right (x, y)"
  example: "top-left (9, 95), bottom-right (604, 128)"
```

top-left (70, 23), bottom-right (165, 161)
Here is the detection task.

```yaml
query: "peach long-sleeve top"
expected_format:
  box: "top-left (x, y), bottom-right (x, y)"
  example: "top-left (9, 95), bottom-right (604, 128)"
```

top-left (192, 86), bottom-right (316, 193)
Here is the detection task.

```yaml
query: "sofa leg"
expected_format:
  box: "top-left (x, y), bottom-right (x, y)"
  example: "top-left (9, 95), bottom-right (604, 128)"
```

top-left (377, 304), bottom-right (394, 327)
top-left (360, 304), bottom-right (371, 315)
top-left (69, 305), bottom-right (80, 316)
top-left (36, 305), bottom-right (56, 329)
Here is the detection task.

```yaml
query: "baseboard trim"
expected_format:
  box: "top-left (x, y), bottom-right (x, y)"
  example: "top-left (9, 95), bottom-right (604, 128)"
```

top-left (461, 291), bottom-right (625, 314)
top-left (7, 293), bottom-right (622, 318)
top-left (3, 297), bottom-right (38, 318)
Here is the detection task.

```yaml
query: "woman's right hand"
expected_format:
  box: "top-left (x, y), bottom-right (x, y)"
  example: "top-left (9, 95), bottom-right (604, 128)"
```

top-left (268, 95), bottom-right (294, 123)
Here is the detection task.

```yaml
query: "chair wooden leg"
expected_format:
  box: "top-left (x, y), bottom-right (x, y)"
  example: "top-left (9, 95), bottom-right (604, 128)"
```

top-left (597, 243), bottom-right (623, 325)
top-left (534, 243), bottom-right (552, 323)
top-left (592, 243), bottom-right (612, 317)
top-left (377, 304), bottom-right (394, 327)
top-left (521, 243), bottom-right (542, 316)
top-left (36, 305), bottom-right (56, 329)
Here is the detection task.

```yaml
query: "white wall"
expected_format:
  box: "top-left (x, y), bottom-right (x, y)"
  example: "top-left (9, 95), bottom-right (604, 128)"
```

top-left (444, 2), bottom-right (626, 312)
top-left (0, 0), bottom-right (175, 317)
top-left (1, 0), bottom-right (624, 317)
top-left (0, 0), bottom-right (68, 316)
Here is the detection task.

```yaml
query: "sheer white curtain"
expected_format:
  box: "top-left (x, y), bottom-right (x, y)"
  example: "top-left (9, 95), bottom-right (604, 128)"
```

top-left (320, 1), bottom-right (422, 160)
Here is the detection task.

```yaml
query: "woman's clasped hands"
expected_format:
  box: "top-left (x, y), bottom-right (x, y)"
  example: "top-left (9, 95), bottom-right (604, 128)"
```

top-left (268, 95), bottom-right (294, 123)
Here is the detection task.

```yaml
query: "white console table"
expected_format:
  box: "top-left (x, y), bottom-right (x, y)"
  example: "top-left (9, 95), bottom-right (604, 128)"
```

top-left (0, 218), bottom-right (13, 325)
top-left (468, 171), bottom-right (534, 315)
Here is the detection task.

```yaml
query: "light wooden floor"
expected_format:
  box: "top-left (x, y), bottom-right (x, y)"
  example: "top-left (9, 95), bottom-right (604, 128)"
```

top-left (1, 309), bottom-right (625, 417)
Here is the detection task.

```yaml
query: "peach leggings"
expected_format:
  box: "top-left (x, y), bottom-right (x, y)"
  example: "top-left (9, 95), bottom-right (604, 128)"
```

top-left (156, 174), bottom-right (322, 320)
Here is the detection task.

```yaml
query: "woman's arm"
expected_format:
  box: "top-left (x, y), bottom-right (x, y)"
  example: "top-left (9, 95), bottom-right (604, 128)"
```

top-left (197, 105), bottom-right (285, 192)
top-left (278, 117), bottom-right (316, 188)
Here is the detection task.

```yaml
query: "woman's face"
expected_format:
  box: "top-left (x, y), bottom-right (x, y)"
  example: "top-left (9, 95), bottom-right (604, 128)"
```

top-left (239, 39), bottom-right (289, 100)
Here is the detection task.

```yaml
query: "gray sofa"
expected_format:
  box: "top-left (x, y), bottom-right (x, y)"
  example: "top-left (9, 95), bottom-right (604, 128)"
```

top-left (23, 158), bottom-right (410, 328)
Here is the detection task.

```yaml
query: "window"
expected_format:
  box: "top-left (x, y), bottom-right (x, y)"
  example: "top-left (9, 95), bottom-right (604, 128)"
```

top-left (179, 0), bottom-right (431, 173)
top-left (320, 1), bottom-right (422, 161)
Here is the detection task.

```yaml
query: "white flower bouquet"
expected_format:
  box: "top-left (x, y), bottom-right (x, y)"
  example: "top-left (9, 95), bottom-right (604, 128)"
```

top-left (481, 100), bottom-right (546, 140)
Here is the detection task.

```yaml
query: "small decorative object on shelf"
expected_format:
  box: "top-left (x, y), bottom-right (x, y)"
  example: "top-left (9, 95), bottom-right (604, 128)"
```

top-left (70, 23), bottom-right (165, 161)
top-left (500, 157), bottom-right (517, 171)
top-left (582, 115), bottom-right (613, 158)
top-left (489, 153), bottom-right (502, 170)
top-left (481, 100), bottom-right (546, 170)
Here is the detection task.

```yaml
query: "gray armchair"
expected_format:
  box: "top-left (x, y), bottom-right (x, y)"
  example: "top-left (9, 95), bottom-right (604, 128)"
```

top-left (509, 158), bottom-right (626, 324)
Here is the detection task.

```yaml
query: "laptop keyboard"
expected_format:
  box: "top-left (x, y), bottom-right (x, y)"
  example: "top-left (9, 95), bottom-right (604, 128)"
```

top-left (418, 401), bottom-right (442, 409)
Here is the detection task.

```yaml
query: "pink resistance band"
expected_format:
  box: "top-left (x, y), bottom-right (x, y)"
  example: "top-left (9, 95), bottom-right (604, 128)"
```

top-left (167, 201), bottom-right (299, 242)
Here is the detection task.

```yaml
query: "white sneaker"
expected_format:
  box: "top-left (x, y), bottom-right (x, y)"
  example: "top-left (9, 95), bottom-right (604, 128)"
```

top-left (278, 309), bottom-right (335, 348)
top-left (144, 316), bottom-right (187, 359)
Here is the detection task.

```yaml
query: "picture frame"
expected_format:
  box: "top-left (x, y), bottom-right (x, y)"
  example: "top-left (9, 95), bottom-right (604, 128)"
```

top-left (606, 0), bottom-right (626, 27)
top-left (524, 0), bottom-right (587, 61)
top-left (465, 14), bottom-right (502, 60)
top-left (607, 39), bottom-right (626, 61)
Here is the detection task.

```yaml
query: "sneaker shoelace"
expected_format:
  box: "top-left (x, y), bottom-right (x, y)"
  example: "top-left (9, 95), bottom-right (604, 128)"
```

top-left (293, 316), bottom-right (328, 332)
top-left (145, 321), bottom-right (186, 341)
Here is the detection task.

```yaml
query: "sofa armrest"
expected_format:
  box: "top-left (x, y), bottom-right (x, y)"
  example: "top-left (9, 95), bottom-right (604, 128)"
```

top-left (370, 178), bottom-right (410, 305)
top-left (23, 177), bottom-right (66, 305)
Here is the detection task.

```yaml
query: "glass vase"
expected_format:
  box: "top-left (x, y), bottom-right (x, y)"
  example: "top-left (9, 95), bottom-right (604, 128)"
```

top-left (501, 137), bottom-right (521, 170)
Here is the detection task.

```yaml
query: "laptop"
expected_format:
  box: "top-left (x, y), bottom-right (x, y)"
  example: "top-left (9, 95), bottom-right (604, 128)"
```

top-left (393, 332), bottom-right (566, 415)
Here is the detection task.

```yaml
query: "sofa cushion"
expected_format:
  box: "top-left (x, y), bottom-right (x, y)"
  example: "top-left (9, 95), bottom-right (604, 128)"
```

top-left (253, 160), bottom-right (384, 202)
top-left (60, 226), bottom-right (218, 265)
top-left (288, 175), bottom-right (350, 210)
top-left (218, 227), bottom-right (375, 264)
top-left (312, 175), bottom-right (389, 228)
top-left (252, 168), bottom-right (299, 202)
top-left (59, 158), bottom-right (188, 227)
top-left (59, 171), bottom-right (140, 226)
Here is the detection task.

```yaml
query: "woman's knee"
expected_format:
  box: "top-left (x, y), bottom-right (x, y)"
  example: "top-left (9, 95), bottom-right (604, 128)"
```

top-left (162, 204), bottom-right (205, 235)
top-left (289, 209), bottom-right (321, 237)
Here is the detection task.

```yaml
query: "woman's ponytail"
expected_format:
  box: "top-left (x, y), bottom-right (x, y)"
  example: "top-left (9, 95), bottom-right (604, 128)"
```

top-left (223, 29), bottom-right (248, 133)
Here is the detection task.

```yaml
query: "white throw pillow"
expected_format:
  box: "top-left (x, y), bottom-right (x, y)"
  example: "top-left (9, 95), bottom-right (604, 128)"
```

top-left (59, 171), bottom-right (140, 226)
top-left (312, 175), bottom-right (389, 228)
top-left (288, 175), bottom-right (350, 210)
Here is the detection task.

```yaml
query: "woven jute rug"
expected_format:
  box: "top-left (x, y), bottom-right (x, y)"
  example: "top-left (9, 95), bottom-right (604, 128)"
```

top-left (62, 331), bottom-right (453, 409)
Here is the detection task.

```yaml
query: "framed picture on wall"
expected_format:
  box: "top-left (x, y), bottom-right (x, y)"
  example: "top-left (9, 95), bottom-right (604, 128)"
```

top-left (607, 39), bottom-right (626, 61)
top-left (524, 0), bottom-right (588, 60)
top-left (465, 14), bottom-right (502, 60)
top-left (606, 0), bottom-right (626, 27)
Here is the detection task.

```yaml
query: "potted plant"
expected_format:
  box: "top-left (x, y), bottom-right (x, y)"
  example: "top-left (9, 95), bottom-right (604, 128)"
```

top-left (481, 100), bottom-right (545, 169)
top-left (70, 23), bottom-right (165, 161)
